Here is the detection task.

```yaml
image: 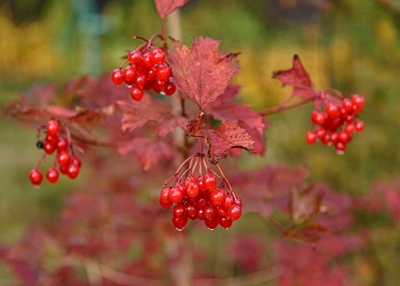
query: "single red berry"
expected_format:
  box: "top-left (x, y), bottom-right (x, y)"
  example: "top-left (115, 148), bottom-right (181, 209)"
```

top-left (311, 110), bottom-right (326, 125)
top-left (172, 216), bottom-right (188, 231)
top-left (153, 79), bottom-right (166, 93)
top-left (44, 141), bottom-right (56, 154)
top-left (128, 50), bottom-right (141, 64)
top-left (57, 137), bottom-right (68, 152)
top-left (184, 201), bottom-right (198, 219)
top-left (160, 187), bottom-right (171, 203)
top-left (233, 195), bottom-right (242, 207)
top-left (351, 94), bottom-right (365, 113)
top-left (150, 48), bottom-right (166, 65)
top-left (335, 142), bottom-right (346, 154)
top-left (57, 151), bottom-right (70, 167)
top-left (130, 86), bottom-right (144, 101)
top-left (217, 206), bottom-right (228, 218)
top-left (321, 133), bottom-right (331, 146)
top-left (155, 65), bottom-right (171, 81)
top-left (210, 188), bottom-right (225, 206)
top-left (197, 208), bottom-right (206, 220)
top-left (219, 217), bottom-right (233, 229)
top-left (140, 52), bottom-right (153, 68)
top-left (111, 69), bottom-right (125, 86)
top-left (326, 103), bottom-right (340, 119)
top-left (222, 194), bottom-right (234, 211)
top-left (147, 68), bottom-right (156, 81)
top-left (59, 164), bottom-right (69, 175)
top-left (46, 168), bottom-right (59, 184)
top-left (330, 132), bottom-right (339, 144)
top-left (71, 157), bottom-right (81, 168)
top-left (345, 123), bottom-right (356, 134)
top-left (315, 127), bottom-right (326, 139)
top-left (202, 173), bottom-right (217, 192)
top-left (135, 74), bottom-right (147, 89)
top-left (29, 169), bottom-right (43, 187)
top-left (305, 131), bottom-right (317, 145)
top-left (45, 134), bottom-right (58, 146)
top-left (204, 205), bottom-right (217, 219)
top-left (164, 81), bottom-right (176, 96)
top-left (338, 131), bottom-right (350, 144)
top-left (342, 98), bottom-right (353, 113)
top-left (173, 204), bottom-right (186, 218)
top-left (186, 181), bottom-right (200, 199)
top-left (67, 163), bottom-right (80, 179)
top-left (159, 197), bottom-right (173, 209)
top-left (46, 120), bottom-right (60, 136)
top-left (169, 187), bottom-right (185, 204)
top-left (204, 217), bottom-right (219, 230)
top-left (345, 113), bottom-right (355, 123)
top-left (123, 65), bottom-right (137, 82)
top-left (196, 197), bottom-right (209, 209)
top-left (228, 204), bottom-right (242, 221)
top-left (354, 119), bottom-right (364, 132)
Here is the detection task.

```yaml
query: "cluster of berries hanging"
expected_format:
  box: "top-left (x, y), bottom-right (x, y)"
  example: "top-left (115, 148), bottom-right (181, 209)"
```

top-left (29, 119), bottom-right (82, 187)
top-left (111, 36), bottom-right (175, 101)
top-left (159, 153), bottom-right (242, 231)
top-left (305, 94), bottom-right (365, 154)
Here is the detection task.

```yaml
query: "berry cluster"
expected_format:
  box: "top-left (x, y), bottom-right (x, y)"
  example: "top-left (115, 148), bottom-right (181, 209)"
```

top-left (159, 154), bottom-right (242, 231)
top-left (111, 41), bottom-right (175, 101)
top-left (305, 94), bottom-right (365, 154)
top-left (29, 120), bottom-right (82, 187)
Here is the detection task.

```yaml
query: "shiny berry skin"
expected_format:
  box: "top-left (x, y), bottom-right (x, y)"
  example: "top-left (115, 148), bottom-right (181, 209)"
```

top-left (315, 127), bottom-right (326, 139)
top-left (354, 119), bottom-right (364, 132)
top-left (219, 217), bottom-right (233, 229)
top-left (222, 194), bottom-right (234, 211)
top-left (351, 94), bottom-right (365, 113)
top-left (345, 123), bottom-right (356, 134)
top-left (228, 204), bottom-right (242, 221)
top-left (168, 187), bottom-right (185, 204)
top-left (335, 142), bottom-right (346, 154)
top-left (311, 110), bottom-right (326, 125)
top-left (204, 205), bottom-right (217, 219)
top-left (150, 48), bottom-right (166, 65)
top-left (186, 181), bottom-right (200, 198)
top-left (305, 131), bottom-right (317, 145)
top-left (29, 169), bottom-right (43, 187)
top-left (130, 87), bottom-right (144, 101)
top-left (140, 52), bottom-right (153, 68)
top-left (217, 206), bottom-right (228, 218)
top-left (202, 173), bottom-right (217, 192)
top-left (124, 65), bottom-right (137, 82)
top-left (153, 79), bottom-right (166, 93)
top-left (233, 196), bottom-right (242, 207)
top-left (172, 216), bottom-right (188, 230)
top-left (43, 141), bottom-right (56, 155)
top-left (45, 134), bottom-right (58, 146)
top-left (204, 217), bottom-right (219, 230)
top-left (57, 151), bottom-right (70, 166)
top-left (135, 74), bottom-right (147, 89)
top-left (338, 131), bottom-right (350, 144)
top-left (185, 201), bottom-right (198, 219)
top-left (46, 168), bottom-right (59, 184)
top-left (164, 81), bottom-right (176, 96)
top-left (342, 98), bottom-right (353, 113)
top-left (67, 163), bottom-right (80, 179)
top-left (173, 204), bottom-right (186, 218)
top-left (128, 50), bottom-right (141, 64)
top-left (210, 188), bottom-right (225, 206)
top-left (155, 65), bottom-right (171, 81)
top-left (326, 103), bottom-right (340, 119)
top-left (71, 157), bottom-right (81, 168)
top-left (111, 69), bottom-right (125, 86)
top-left (57, 137), bottom-right (68, 152)
top-left (159, 197), bottom-right (173, 209)
top-left (196, 197), bottom-right (209, 209)
top-left (46, 120), bottom-right (60, 135)
top-left (197, 208), bottom-right (206, 220)
top-left (147, 68), bottom-right (156, 81)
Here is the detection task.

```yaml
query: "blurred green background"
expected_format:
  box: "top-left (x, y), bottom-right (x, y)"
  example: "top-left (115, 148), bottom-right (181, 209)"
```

top-left (1, 0), bottom-right (400, 284)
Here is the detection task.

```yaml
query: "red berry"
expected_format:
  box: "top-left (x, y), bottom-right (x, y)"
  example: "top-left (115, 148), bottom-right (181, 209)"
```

top-left (217, 207), bottom-right (228, 218)
top-left (184, 201), bottom-right (198, 219)
top-left (143, 80), bottom-right (154, 91)
top-left (173, 204), bottom-right (186, 218)
top-left (59, 164), bottom-right (69, 175)
top-left (135, 74), bottom-right (147, 89)
top-left (150, 48), bottom-right (166, 65)
top-left (45, 134), bottom-right (58, 146)
top-left (159, 197), bottom-right (173, 209)
top-left (204, 217), bottom-right (219, 230)
top-left (345, 123), bottom-right (356, 134)
top-left (330, 132), bottom-right (339, 144)
top-left (321, 133), bottom-right (331, 146)
top-left (338, 131), bottom-right (350, 144)
top-left (222, 194), bottom-right (234, 211)
top-left (57, 137), bottom-right (68, 152)
top-left (335, 142), bottom-right (346, 154)
top-left (326, 103), bottom-right (340, 119)
top-left (210, 188), bottom-right (225, 206)
top-left (124, 65), bottom-right (137, 82)
top-left (29, 169), bottom-right (43, 187)
top-left (169, 187), bottom-right (185, 204)
top-left (130, 86), bottom-right (144, 101)
top-left (204, 205), bottom-right (217, 219)
top-left (219, 217), bottom-right (233, 229)
top-left (128, 50), bottom-right (141, 64)
top-left (57, 151), bottom-right (70, 166)
top-left (228, 204), bottom-right (242, 221)
top-left (202, 173), bottom-right (217, 192)
top-left (43, 141), bottom-right (56, 154)
top-left (305, 131), bottom-right (317, 145)
top-left (354, 119), bottom-right (364, 132)
top-left (153, 79), bottom-right (166, 93)
top-left (71, 157), bottom-right (81, 168)
top-left (197, 208), bottom-right (206, 220)
top-left (164, 81), bottom-right (176, 96)
top-left (46, 120), bottom-right (60, 136)
top-left (351, 94), bottom-right (365, 113)
top-left (155, 65), bottom-right (171, 81)
top-left (172, 216), bottom-right (188, 230)
top-left (311, 110), bottom-right (326, 125)
top-left (111, 69), bottom-right (125, 86)
top-left (233, 195), bottom-right (242, 207)
top-left (140, 52), bottom-right (153, 68)
top-left (147, 68), bottom-right (156, 81)
top-left (315, 127), bottom-right (326, 139)
top-left (46, 168), bottom-right (59, 184)
top-left (342, 98), bottom-right (353, 113)
top-left (67, 163), bottom-right (80, 179)
top-left (196, 197), bottom-right (209, 209)
top-left (186, 181), bottom-right (200, 199)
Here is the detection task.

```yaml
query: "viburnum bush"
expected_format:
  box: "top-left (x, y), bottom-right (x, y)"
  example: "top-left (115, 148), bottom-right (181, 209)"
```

top-left (3, 1), bottom-right (389, 286)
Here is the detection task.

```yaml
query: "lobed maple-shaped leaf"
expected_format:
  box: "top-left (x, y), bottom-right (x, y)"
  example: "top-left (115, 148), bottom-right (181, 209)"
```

top-left (272, 55), bottom-right (317, 99)
top-left (204, 85), bottom-right (268, 154)
top-left (154, 0), bottom-right (189, 19)
top-left (290, 183), bottom-right (327, 225)
top-left (168, 36), bottom-right (240, 108)
top-left (117, 94), bottom-right (188, 137)
top-left (118, 137), bottom-right (173, 171)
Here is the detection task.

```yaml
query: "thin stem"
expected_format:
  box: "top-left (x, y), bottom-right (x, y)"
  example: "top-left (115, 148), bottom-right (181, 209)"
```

top-left (132, 35), bottom-right (149, 42)
top-left (71, 134), bottom-right (117, 148)
top-left (268, 214), bottom-right (287, 232)
top-left (35, 153), bottom-right (46, 169)
top-left (258, 98), bottom-right (312, 116)
top-left (147, 34), bottom-right (164, 49)
top-left (215, 163), bottom-right (232, 191)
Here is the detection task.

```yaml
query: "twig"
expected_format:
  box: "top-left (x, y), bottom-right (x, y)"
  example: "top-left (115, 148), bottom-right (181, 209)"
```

top-left (258, 98), bottom-right (312, 116)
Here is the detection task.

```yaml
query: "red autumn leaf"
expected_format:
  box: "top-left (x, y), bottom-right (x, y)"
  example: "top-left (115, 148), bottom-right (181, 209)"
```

top-left (272, 55), bottom-right (316, 99)
top-left (290, 183), bottom-right (327, 225)
top-left (168, 37), bottom-right (240, 108)
top-left (205, 121), bottom-right (254, 163)
top-left (117, 94), bottom-right (188, 137)
top-left (284, 224), bottom-right (328, 244)
top-left (154, 0), bottom-right (189, 19)
top-left (118, 137), bottom-right (173, 171)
